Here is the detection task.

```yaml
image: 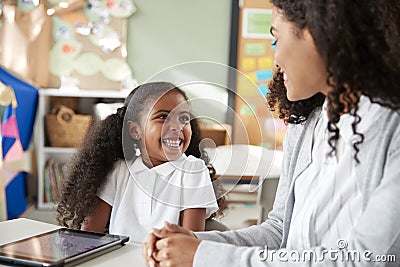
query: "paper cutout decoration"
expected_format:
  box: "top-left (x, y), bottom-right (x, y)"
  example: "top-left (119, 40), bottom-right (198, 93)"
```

top-left (256, 69), bottom-right (273, 82)
top-left (242, 58), bottom-right (256, 71)
top-left (59, 39), bottom-right (82, 57)
top-left (84, 0), bottom-right (111, 24)
top-left (50, 39), bottom-right (83, 75)
top-left (258, 57), bottom-right (273, 69)
top-left (244, 43), bottom-right (265, 56)
top-left (88, 24), bottom-right (122, 52)
top-left (74, 52), bottom-right (103, 75)
top-left (2, 167), bottom-right (19, 188)
top-left (236, 75), bottom-right (256, 96)
top-left (2, 115), bottom-right (24, 164)
top-left (17, 0), bottom-right (39, 12)
top-left (109, 0), bottom-right (137, 18)
top-left (258, 84), bottom-right (269, 96)
top-left (102, 58), bottom-right (132, 81)
top-left (52, 16), bottom-right (76, 42)
top-left (83, 0), bottom-right (136, 23)
top-left (59, 73), bottom-right (80, 92)
top-left (47, 0), bottom-right (65, 4)
top-left (0, 83), bottom-right (18, 108)
top-left (1, 115), bottom-right (19, 139)
top-left (4, 138), bottom-right (24, 163)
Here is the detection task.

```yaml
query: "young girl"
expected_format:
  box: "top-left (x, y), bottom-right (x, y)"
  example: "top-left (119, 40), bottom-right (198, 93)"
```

top-left (57, 82), bottom-right (224, 242)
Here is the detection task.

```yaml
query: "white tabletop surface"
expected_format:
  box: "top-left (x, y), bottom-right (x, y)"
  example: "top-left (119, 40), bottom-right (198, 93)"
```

top-left (0, 218), bottom-right (146, 267)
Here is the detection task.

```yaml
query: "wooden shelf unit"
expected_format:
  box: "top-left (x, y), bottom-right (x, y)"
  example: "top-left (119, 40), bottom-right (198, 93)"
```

top-left (35, 89), bottom-right (129, 209)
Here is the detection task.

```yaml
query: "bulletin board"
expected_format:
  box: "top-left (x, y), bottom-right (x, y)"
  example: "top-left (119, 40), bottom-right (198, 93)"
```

top-left (231, 0), bottom-right (286, 149)
top-left (47, 0), bottom-right (136, 91)
top-left (0, 0), bottom-right (136, 91)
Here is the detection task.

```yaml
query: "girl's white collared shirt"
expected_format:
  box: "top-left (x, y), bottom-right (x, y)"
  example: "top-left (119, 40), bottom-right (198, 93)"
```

top-left (98, 154), bottom-right (218, 243)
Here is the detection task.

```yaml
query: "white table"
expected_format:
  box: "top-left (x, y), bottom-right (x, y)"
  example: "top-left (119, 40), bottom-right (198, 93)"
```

top-left (0, 218), bottom-right (146, 267)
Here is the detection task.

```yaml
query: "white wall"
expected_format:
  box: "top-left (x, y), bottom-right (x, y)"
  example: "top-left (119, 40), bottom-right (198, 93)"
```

top-left (126, 1), bottom-right (233, 124)
top-left (127, 0), bottom-right (232, 83)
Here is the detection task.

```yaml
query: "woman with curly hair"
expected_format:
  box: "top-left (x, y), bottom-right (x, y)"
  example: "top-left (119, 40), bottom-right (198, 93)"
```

top-left (143, 0), bottom-right (400, 266)
top-left (57, 82), bottom-right (227, 243)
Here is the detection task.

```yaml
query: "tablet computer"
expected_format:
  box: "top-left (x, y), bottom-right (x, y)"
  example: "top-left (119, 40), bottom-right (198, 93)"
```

top-left (0, 228), bottom-right (129, 267)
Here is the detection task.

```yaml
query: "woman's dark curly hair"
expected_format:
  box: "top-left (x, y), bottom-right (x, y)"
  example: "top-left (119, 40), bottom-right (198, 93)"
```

top-left (57, 82), bottom-right (226, 228)
top-left (268, 0), bottom-right (400, 161)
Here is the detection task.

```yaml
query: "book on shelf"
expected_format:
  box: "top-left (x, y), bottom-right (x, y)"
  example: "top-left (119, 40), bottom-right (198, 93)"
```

top-left (43, 159), bottom-right (68, 203)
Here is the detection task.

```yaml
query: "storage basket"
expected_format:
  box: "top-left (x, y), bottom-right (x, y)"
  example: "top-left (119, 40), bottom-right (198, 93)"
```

top-left (45, 106), bottom-right (93, 147)
top-left (51, 96), bottom-right (79, 111)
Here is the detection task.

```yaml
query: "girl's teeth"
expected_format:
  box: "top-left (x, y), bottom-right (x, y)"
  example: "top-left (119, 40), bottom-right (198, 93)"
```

top-left (283, 73), bottom-right (288, 81)
top-left (162, 139), bottom-right (181, 147)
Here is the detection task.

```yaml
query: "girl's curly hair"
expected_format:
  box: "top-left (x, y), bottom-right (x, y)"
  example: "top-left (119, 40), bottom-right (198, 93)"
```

top-left (268, 0), bottom-right (400, 161)
top-left (57, 82), bottom-right (227, 228)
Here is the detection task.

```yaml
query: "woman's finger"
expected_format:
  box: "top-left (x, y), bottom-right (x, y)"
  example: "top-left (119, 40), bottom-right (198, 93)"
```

top-left (141, 243), bottom-right (150, 267)
top-left (145, 233), bottom-right (156, 257)
top-left (153, 234), bottom-right (200, 267)
top-left (154, 236), bottom-right (170, 251)
top-left (164, 221), bottom-right (196, 237)
top-left (143, 233), bottom-right (159, 266)
top-left (164, 221), bottom-right (181, 232)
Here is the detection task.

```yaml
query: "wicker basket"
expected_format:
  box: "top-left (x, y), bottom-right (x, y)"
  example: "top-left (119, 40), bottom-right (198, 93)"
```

top-left (45, 106), bottom-right (93, 147)
top-left (51, 96), bottom-right (79, 111)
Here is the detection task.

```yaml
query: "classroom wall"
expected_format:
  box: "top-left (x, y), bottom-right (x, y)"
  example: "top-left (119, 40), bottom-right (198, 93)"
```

top-left (127, 0), bottom-right (232, 83)
top-left (126, 0), bottom-right (232, 123)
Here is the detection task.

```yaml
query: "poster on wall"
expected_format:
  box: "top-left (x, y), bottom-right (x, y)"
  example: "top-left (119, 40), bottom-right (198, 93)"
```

top-left (242, 8), bottom-right (273, 39)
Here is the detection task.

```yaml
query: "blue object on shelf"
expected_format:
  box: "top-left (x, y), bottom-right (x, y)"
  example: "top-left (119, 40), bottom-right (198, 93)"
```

top-left (0, 67), bottom-right (38, 219)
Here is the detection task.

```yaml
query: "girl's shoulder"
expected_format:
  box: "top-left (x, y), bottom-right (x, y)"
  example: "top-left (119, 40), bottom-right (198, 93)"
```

top-left (108, 159), bottom-right (132, 178)
top-left (179, 155), bottom-right (206, 172)
top-left (113, 159), bottom-right (130, 170)
top-left (184, 154), bottom-right (203, 162)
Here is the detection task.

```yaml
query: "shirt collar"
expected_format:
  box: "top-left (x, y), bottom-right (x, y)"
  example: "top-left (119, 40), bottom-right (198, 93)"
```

top-left (129, 154), bottom-right (188, 176)
top-left (322, 95), bottom-right (376, 144)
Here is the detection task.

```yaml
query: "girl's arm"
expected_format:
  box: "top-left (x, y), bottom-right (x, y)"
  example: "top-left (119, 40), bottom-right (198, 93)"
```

top-left (179, 208), bottom-right (206, 232)
top-left (81, 197), bottom-right (112, 233)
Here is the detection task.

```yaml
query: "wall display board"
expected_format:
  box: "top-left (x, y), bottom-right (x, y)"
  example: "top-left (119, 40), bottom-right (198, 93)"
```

top-left (231, 0), bottom-right (285, 149)
top-left (0, 0), bottom-right (136, 91)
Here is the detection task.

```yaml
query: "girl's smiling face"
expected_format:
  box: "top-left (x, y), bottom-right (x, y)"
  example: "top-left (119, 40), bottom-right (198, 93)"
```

top-left (130, 90), bottom-right (192, 168)
top-left (271, 7), bottom-right (329, 100)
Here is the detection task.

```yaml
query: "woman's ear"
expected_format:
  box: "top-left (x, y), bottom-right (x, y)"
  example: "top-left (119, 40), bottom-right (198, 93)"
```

top-left (127, 121), bottom-right (142, 140)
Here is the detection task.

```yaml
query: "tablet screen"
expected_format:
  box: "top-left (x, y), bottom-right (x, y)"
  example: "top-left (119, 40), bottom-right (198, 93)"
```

top-left (0, 228), bottom-right (129, 266)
